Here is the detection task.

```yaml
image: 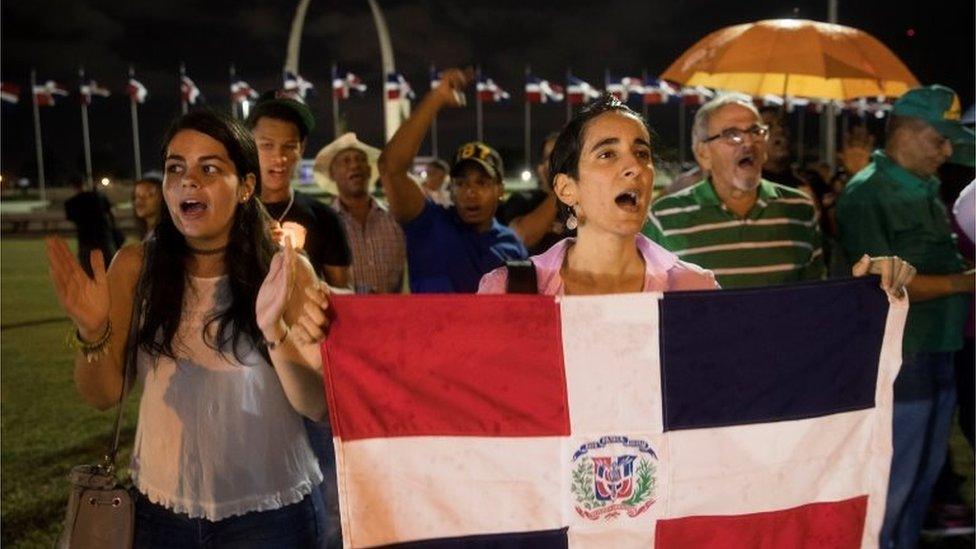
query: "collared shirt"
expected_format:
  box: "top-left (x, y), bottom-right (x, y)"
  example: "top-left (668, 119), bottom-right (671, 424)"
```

top-left (837, 150), bottom-right (968, 354)
top-left (402, 200), bottom-right (528, 294)
top-left (477, 235), bottom-right (718, 294)
top-left (643, 178), bottom-right (825, 288)
top-left (332, 198), bottom-right (406, 294)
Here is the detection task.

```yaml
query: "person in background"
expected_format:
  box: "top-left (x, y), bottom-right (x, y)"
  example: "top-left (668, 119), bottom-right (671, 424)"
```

top-left (315, 133), bottom-right (406, 294)
top-left (496, 132), bottom-right (576, 255)
top-left (64, 175), bottom-right (122, 277)
top-left (132, 175), bottom-right (163, 241)
top-left (422, 158), bottom-right (452, 206)
top-left (378, 67), bottom-right (527, 293)
top-left (247, 91), bottom-right (352, 288)
top-left (759, 106), bottom-right (806, 188)
top-left (836, 84), bottom-right (975, 549)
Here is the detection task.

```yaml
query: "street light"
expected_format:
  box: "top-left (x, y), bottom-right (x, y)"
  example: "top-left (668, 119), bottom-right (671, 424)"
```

top-left (100, 177), bottom-right (110, 187)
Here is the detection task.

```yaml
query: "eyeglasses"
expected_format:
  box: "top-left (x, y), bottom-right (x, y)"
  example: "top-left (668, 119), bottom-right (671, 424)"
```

top-left (702, 124), bottom-right (770, 145)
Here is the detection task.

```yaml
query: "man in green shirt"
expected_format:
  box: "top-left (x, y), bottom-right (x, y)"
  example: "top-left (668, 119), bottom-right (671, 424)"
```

top-left (643, 94), bottom-right (825, 288)
top-left (836, 84), bottom-right (975, 549)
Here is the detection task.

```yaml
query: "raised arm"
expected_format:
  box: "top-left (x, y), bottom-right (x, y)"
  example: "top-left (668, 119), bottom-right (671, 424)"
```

top-left (378, 68), bottom-right (471, 223)
top-left (46, 237), bottom-right (142, 410)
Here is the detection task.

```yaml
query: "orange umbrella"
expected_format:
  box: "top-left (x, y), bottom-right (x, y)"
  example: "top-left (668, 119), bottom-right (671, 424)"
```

top-left (661, 19), bottom-right (919, 100)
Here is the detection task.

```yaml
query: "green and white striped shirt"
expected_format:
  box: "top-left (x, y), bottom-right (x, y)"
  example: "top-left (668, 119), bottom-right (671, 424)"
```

top-left (642, 179), bottom-right (825, 288)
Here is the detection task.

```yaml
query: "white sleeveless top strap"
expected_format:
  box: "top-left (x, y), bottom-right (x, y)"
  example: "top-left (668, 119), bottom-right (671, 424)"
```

top-left (129, 275), bottom-right (323, 521)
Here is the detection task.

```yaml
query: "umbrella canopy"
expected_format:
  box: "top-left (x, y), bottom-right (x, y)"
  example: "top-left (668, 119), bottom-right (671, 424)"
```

top-left (662, 19), bottom-right (920, 101)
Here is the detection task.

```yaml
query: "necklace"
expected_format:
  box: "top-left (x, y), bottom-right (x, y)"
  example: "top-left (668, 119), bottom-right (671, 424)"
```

top-left (188, 245), bottom-right (227, 256)
top-left (275, 191), bottom-right (296, 224)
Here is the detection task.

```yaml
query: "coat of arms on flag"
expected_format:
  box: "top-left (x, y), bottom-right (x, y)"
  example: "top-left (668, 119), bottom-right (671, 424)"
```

top-left (322, 278), bottom-right (905, 548)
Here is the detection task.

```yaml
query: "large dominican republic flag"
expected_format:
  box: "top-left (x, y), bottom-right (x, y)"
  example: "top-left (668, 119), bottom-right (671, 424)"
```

top-left (322, 278), bottom-right (905, 548)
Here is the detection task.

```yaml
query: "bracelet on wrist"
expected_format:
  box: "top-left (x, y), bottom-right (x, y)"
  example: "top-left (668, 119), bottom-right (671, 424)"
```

top-left (66, 321), bottom-right (112, 364)
top-left (265, 324), bottom-right (290, 350)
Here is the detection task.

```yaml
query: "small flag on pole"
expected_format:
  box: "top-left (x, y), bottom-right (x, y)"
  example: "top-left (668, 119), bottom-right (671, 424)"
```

top-left (606, 74), bottom-right (644, 102)
top-left (126, 78), bottom-right (148, 103)
top-left (525, 75), bottom-right (564, 104)
top-left (181, 75), bottom-right (202, 106)
top-left (1, 82), bottom-right (21, 104)
top-left (476, 74), bottom-right (510, 103)
top-left (333, 69), bottom-right (367, 100)
top-left (567, 76), bottom-right (600, 105)
top-left (283, 71), bottom-right (314, 101)
top-left (79, 79), bottom-right (111, 106)
top-left (33, 80), bottom-right (69, 106)
top-left (642, 79), bottom-right (677, 105)
top-left (231, 79), bottom-right (259, 104)
top-left (679, 85), bottom-right (714, 106)
top-left (385, 72), bottom-right (415, 101)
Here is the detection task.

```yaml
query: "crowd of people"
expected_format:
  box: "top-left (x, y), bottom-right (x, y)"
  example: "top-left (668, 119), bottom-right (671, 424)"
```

top-left (45, 66), bottom-right (973, 549)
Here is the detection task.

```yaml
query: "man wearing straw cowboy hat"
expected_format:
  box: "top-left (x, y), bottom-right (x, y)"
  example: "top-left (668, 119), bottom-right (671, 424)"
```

top-left (314, 133), bottom-right (406, 294)
top-left (837, 84), bottom-right (976, 549)
top-left (247, 91), bottom-right (352, 288)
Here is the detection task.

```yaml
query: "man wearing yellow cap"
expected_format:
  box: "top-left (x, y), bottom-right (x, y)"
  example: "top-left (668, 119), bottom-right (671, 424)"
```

top-left (837, 84), bottom-right (976, 549)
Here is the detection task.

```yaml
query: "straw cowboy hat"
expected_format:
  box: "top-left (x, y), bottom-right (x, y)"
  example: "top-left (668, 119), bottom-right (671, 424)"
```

top-left (312, 132), bottom-right (381, 196)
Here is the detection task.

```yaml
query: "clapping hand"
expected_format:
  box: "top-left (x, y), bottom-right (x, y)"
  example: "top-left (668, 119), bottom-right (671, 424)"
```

top-left (852, 254), bottom-right (917, 299)
top-left (256, 237), bottom-right (331, 348)
top-left (46, 237), bottom-right (110, 340)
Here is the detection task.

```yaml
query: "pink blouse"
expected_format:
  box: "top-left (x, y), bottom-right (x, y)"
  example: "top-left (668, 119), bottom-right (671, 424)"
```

top-left (478, 235), bottom-right (719, 295)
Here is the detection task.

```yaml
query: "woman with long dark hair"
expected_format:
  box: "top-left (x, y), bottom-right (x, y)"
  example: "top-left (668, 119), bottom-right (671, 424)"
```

top-left (46, 110), bottom-right (329, 547)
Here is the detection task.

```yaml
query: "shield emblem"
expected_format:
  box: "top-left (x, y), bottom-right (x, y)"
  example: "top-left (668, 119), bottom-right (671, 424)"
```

top-left (592, 455), bottom-right (636, 502)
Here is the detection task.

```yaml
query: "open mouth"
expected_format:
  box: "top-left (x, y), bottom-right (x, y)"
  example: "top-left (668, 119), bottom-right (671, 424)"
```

top-left (614, 190), bottom-right (641, 212)
top-left (179, 199), bottom-right (207, 216)
top-left (737, 155), bottom-right (757, 169)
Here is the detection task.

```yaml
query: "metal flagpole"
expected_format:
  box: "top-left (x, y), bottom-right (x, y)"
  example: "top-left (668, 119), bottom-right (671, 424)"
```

top-left (430, 63), bottom-right (438, 158)
top-left (641, 68), bottom-right (649, 120)
top-left (565, 68), bottom-right (572, 123)
top-left (30, 69), bottom-right (46, 202)
top-left (331, 62), bottom-right (341, 139)
top-left (129, 66), bottom-right (142, 180)
top-left (475, 66), bottom-right (483, 142)
top-left (229, 63), bottom-right (237, 119)
top-left (79, 67), bottom-right (94, 189)
top-left (179, 63), bottom-right (188, 115)
top-left (524, 65), bottom-right (531, 170)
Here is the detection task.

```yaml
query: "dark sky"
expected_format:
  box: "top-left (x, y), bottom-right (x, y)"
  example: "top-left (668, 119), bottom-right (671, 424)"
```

top-left (2, 0), bottom-right (973, 183)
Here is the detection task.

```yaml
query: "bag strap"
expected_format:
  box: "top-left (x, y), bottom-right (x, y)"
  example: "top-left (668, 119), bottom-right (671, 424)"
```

top-left (103, 242), bottom-right (149, 471)
top-left (505, 260), bottom-right (538, 294)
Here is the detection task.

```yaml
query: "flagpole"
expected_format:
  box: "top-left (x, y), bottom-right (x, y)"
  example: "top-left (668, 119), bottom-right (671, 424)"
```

top-left (524, 65), bottom-right (531, 171)
top-left (430, 63), bottom-right (438, 158)
top-left (30, 69), bottom-right (46, 203)
top-left (331, 62), bottom-right (341, 139)
top-left (565, 68), bottom-right (572, 123)
top-left (475, 66), bottom-right (483, 142)
top-left (229, 63), bottom-right (237, 119)
top-left (641, 69), bottom-right (649, 120)
top-left (129, 66), bottom-right (142, 180)
top-left (180, 63), bottom-right (188, 115)
top-left (79, 67), bottom-right (94, 189)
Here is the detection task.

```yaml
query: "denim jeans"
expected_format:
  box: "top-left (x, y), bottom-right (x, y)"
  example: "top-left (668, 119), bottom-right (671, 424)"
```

top-left (133, 491), bottom-right (321, 548)
top-left (304, 417), bottom-right (343, 548)
top-left (880, 352), bottom-right (957, 549)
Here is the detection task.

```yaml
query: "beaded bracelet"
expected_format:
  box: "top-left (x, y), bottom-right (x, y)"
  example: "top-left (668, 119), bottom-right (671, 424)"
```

top-left (66, 321), bottom-right (112, 364)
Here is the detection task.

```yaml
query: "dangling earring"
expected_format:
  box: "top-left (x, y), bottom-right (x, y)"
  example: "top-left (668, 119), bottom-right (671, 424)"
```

top-left (565, 205), bottom-right (578, 231)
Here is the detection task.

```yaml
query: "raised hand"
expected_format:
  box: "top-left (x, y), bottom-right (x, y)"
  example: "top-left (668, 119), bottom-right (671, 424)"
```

top-left (256, 236), bottom-right (297, 343)
top-left (45, 236), bottom-right (110, 339)
top-left (432, 67), bottom-right (474, 108)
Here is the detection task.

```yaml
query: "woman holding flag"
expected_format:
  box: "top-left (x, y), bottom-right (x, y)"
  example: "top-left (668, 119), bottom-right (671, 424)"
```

top-left (46, 110), bottom-right (330, 546)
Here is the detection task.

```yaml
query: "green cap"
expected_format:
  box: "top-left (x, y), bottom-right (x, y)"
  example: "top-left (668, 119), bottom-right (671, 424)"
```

top-left (248, 90), bottom-right (315, 138)
top-left (892, 85), bottom-right (975, 146)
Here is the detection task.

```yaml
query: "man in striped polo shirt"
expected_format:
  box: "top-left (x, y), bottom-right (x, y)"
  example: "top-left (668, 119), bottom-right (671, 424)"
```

top-left (643, 94), bottom-right (824, 288)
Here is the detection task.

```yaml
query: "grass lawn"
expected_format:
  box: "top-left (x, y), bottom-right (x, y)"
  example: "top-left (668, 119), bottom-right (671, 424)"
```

top-left (1, 238), bottom-right (138, 548)
top-left (0, 236), bottom-right (972, 547)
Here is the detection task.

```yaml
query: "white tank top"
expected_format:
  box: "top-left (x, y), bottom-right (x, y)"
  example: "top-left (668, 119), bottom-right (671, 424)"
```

top-left (130, 275), bottom-right (323, 521)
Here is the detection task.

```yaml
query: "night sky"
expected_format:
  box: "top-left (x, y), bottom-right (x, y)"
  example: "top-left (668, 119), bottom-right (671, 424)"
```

top-left (2, 0), bottom-right (973, 183)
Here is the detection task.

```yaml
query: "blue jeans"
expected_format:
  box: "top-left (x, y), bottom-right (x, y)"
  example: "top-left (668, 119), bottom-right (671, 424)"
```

top-left (304, 418), bottom-right (342, 548)
top-left (133, 491), bottom-right (321, 548)
top-left (880, 352), bottom-right (957, 548)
